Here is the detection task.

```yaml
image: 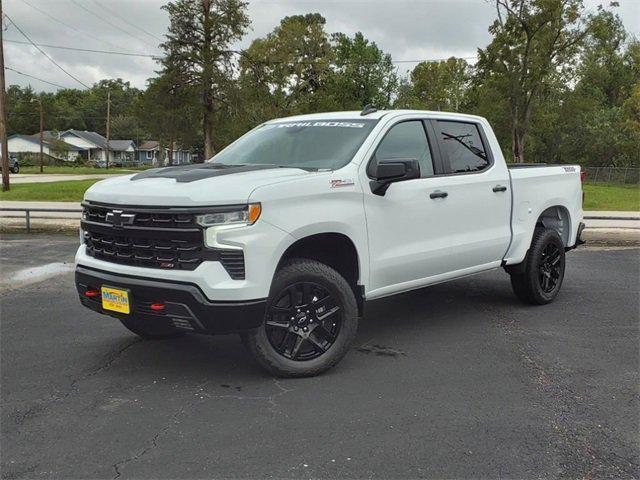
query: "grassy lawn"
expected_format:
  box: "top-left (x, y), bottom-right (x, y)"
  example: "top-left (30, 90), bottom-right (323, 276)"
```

top-left (583, 183), bottom-right (639, 211)
top-left (0, 179), bottom-right (101, 202)
top-left (19, 166), bottom-right (150, 175)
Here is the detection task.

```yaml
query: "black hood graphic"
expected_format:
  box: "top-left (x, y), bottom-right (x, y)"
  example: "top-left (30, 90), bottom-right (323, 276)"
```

top-left (130, 163), bottom-right (281, 183)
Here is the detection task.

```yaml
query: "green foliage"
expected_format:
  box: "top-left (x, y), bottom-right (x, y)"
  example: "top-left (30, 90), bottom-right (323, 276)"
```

top-left (330, 32), bottom-right (398, 110)
top-left (395, 58), bottom-right (470, 111)
top-left (161, 0), bottom-right (251, 157)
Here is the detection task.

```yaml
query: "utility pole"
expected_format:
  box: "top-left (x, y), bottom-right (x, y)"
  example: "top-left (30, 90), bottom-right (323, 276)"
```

top-left (0, 0), bottom-right (10, 192)
top-left (31, 96), bottom-right (43, 172)
top-left (105, 90), bottom-right (110, 169)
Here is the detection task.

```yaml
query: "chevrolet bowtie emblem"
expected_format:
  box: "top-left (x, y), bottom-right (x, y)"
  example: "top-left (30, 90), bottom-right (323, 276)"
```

top-left (105, 209), bottom-right (136, 227)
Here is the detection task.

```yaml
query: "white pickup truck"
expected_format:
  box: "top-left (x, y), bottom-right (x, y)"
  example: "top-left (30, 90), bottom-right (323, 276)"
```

top-left (75, 109), bottom-right (585, 377)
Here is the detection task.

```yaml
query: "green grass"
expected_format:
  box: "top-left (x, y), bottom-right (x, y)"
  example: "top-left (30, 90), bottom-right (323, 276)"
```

top-left (19, 166), bottom-right (150, 175)
top-left (0, 179), bottom-right (101, 202)
top-left (583, 183), bottom-right (640, 211)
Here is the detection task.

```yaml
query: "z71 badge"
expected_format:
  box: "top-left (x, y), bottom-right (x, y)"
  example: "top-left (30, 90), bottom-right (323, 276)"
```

top-left (330, 179), bottom-right (355, 188)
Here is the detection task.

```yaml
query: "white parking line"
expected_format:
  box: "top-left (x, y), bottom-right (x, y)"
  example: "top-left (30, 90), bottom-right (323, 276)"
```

top-left (1, 262), bottom-right (75, 291)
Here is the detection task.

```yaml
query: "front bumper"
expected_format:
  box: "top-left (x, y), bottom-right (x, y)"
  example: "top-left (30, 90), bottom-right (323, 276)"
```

top-left (76, 266), bottom-right (266, 335)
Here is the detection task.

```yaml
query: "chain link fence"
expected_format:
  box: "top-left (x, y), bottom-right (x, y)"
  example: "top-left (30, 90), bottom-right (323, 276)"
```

top-left (583, 167), bottom-right (640, 185)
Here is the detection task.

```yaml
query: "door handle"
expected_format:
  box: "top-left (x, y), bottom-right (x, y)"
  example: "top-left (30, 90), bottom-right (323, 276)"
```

top-left (492, 185), bottom-right (508, 192)
top-left (429, 191), bottom-right (448, 199)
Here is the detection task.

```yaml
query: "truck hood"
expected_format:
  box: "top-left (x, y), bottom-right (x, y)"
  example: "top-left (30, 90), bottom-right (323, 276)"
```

top-left (84, 164), bottom-right (311, 206)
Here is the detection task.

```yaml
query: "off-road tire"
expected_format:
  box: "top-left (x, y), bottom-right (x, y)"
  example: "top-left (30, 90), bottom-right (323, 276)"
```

top-left (119, 317), bottom-right (186, 339)
top-left (242, 259), bottom-right (359, 378)
top-left (509, 227), bottom-right (566, 305)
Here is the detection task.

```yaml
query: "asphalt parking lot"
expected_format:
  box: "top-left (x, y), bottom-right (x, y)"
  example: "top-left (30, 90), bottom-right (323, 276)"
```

top-left (1, 234), bottom-right (638, 479)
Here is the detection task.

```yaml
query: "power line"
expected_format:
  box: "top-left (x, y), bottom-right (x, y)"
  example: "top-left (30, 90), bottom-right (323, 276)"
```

top-left (5, 39), bottom-right (159, 59)
top-left (4, 15), bottom-right (90, 89)
top-left (90, 0), bottom-right (163, 43)
top-left (70, 0), bottom-right (159, 50)
top-left (18, 0), bottom-right (142, 54)
top-left (5, 66), bottom-right (73, 89)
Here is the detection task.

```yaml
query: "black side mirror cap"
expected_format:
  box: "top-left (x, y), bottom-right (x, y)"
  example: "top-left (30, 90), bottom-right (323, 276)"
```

top-left (370, 158), bottom-right (420, 196)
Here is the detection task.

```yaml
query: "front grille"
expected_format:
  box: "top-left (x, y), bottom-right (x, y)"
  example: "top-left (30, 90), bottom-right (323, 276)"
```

top-left (84, 204), bottom-right (196, 228)
top-left (82, 202), bottom-right (246, 278)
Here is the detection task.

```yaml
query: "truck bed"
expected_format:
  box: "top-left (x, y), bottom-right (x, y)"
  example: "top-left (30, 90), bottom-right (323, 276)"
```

top-left (504, 164), bottom-right (583, 265)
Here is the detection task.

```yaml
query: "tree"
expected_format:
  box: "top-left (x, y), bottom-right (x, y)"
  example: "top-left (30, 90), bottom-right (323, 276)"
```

top-left (161, 0), bottom-right (250, 159)
top-left (329, 32), bottom-right (398, 109)
top-left (477, 0), bottom-right (591, 162)
top-left (240, 14), bottom-right (334, 115)
top-left (395, 58), bottom-right (470, 111)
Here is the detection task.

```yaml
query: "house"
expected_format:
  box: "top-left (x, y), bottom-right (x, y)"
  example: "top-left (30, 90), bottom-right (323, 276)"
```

top-left (59, 129), bottom-right (136, 165)
top-left (8, 133), bottom-right (82, 161)
top-left (136, 140), bottom-right (192, 166)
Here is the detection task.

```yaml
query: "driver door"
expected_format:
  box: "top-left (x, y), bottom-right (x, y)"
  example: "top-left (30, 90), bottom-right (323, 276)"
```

top-left (363, 119), bottom-right (453, 297)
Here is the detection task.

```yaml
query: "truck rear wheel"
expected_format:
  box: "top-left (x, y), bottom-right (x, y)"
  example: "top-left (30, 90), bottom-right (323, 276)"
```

top-left (119, 317), bottom-right (186, 339)
top-left (509, 227), bottom-right (566, 305)
top-left (242, 259), bottom-right (358, 378)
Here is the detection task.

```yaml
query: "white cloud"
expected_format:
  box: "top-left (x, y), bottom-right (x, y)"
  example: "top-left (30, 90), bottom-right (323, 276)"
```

top-left (4, 0), bottom-right (639, 92)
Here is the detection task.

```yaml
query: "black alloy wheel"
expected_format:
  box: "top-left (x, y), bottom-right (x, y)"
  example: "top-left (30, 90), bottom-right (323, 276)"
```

top-left (538, 242), bottom-right (562, 293)
top-left (509, 227), bottom-right (566, 305)
top-left (241, 259), bottom-right (358, 377)
top-left (265, 281), bottom-right (342, 361)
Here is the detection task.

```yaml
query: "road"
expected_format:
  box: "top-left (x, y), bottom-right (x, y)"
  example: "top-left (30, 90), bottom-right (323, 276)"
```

top-left (8, 173), bottom-right (125, 184)
top-left (1, 234), bottom-right (638, 479)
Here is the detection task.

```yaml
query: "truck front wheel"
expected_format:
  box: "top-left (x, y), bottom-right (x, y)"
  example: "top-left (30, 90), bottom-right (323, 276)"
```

top-left (509, 227), bottom-right (566, 305)
top-left (242, 259), bottom-right (358, 377)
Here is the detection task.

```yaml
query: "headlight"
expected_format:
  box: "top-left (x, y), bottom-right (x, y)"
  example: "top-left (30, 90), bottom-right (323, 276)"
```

top-left (196, 203), bottom-right (261, 227)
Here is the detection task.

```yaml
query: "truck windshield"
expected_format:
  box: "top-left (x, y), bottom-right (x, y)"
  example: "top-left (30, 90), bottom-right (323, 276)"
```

top-left (210, 119), bottom-right (378, 170)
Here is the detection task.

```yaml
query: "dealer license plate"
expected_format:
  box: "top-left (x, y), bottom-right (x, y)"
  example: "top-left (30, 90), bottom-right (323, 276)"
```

top-left (101, 287), bottom-right (130, 314)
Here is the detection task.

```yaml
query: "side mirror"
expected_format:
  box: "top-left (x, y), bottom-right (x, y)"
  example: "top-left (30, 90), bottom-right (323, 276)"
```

top-left (369, 158), bottom-right (420, 196)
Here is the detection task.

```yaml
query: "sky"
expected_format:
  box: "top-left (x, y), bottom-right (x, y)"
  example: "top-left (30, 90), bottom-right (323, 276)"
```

top-left (4, 0), bottom-right (640, 92)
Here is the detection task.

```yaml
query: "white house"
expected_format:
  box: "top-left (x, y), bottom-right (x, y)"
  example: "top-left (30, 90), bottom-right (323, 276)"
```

top-left (60, 130), bottom-right (136, 164)
top-left (8, 134), bottom-right (82, 161)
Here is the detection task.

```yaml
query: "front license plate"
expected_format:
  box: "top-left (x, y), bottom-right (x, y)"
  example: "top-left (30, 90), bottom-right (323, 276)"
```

top-left (101, 286), bottom-right (131, 314)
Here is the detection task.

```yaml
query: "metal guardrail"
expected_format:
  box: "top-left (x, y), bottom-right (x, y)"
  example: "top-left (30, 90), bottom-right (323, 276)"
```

top-left (1, 207), bottom-right (638, 233)
top-left (0, 207), bottom-right (82, 232)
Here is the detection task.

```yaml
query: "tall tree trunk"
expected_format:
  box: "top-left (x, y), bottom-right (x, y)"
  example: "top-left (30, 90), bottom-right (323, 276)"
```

top-left (512, 125), bottom-right (526, 163)
top-left (201, 0), bottom-right (215, 160)
top-left (203, 102), bottom-right (215, 160)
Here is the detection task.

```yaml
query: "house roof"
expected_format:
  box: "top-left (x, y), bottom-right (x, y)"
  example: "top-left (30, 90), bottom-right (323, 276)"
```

top-left (108, 139), bottom-right (135, 151)
top-left (137, 140), bottom-right (190, 152)
top-left (62, 129), bottom-right (108, 148)
top-left (138, 140), bottom-right (159, 151)
top-left (10, 134), bottom-right (80, 150)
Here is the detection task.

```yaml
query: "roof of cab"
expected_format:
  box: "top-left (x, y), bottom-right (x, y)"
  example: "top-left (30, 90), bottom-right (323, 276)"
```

top-left (267, 109), bottom-right (486, 123)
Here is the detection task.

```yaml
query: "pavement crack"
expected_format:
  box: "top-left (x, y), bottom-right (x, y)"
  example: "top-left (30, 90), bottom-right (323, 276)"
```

top-left (11, 338), bottom-right (143, 429)
top-left (110, 378), bottom-right (294, 479)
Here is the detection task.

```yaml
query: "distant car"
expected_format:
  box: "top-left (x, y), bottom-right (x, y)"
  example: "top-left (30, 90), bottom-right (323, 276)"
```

top-left (0, 155), bottom-right (19, 173)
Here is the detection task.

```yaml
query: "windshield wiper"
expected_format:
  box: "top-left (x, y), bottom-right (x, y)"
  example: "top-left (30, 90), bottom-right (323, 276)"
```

top-left (442, 132), bottom-right (487, 160)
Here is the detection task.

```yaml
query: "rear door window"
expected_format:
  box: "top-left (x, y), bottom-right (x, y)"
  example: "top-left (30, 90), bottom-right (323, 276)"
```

top-left (436, 121), bottom-right (490, 173)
